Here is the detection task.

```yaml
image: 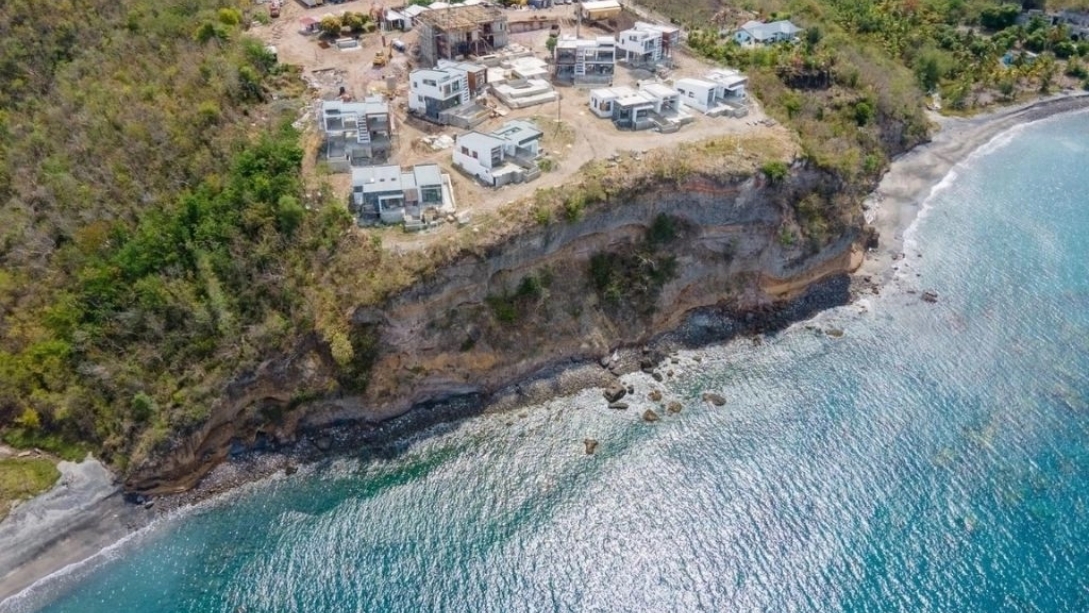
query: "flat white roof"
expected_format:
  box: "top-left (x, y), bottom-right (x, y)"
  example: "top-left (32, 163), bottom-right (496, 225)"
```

top-left (640, 83), bottom-right (677, 98)
top-left (557, 36), bottom-right (614, 49)
top-left (457, 131), bottom-right (506, 151)
top-left (594, 86), bottom-right (655, 107)
top-left (675, 77), bottom-right (717, 89)
top-left (581, 0), bottom-right (621, 10)
top-left (635, 21), bottom-right (681, 35)
top-left (707, 68), bottom-right (748, 88)
top-left (591, 85), bottom-right (638, 100)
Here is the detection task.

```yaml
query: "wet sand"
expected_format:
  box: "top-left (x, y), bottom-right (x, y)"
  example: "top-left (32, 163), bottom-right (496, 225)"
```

top-left (0, 458), bottom-right (152, 607)
top-left (859, 91), bottom-right (1089, 282)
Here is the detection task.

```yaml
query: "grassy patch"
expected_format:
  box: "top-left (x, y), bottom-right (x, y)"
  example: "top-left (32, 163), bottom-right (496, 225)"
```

top-left (2, 429), bottom-right (89, 462)
top-left (0, 458), bottom-right (60, 521)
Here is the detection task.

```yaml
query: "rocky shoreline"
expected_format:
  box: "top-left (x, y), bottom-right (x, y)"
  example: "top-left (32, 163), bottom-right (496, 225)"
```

top-left (4, 92), bottom-right (1089, 607)
top-left (155, 272), bottom-right (851, 514)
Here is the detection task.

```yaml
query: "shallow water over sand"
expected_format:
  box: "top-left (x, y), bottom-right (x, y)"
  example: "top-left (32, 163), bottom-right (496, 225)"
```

top-left (7, 111), bottom-right (1089, 613)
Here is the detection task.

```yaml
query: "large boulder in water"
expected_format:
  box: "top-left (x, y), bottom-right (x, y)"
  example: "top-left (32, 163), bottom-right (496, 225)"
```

top-left (642, 409), bottom-right (660, 423)
top-left (702, 392), bottom-right (726, 406)
top-left (583, 439), bottom-right (599, 455)
top-left (603, 382), bottom-right (627, 403)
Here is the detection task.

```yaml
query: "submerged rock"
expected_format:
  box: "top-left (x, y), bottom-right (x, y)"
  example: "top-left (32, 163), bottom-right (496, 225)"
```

top-left (313, 436), bottom-right (332, 452)
top-left (642, 409), bottom-right (660, 423)
top-left (603, 383), bottom-right (627, 403)
top-left (702, 392), bottom-right (727, 406)
top-left (922, 290), bottom-right (939, 303)
top-left (608, 401), bottom-right (630, 410)
top-left (667, 401), bottom-right (683, 414)
top-left (648, 389), bottom-right (663, 402)
top-left (826, 327), bottom-right (845, 338)
top-left (651, 372), bottom-right (663, 382)
top-left (583, 438), bottom-right (599, 455)
top-left (284, 464), bottom-right (299, 476)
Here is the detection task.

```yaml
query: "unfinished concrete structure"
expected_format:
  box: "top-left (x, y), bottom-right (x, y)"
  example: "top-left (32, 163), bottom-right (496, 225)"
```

top-left (553, 36), bottom-right (616, 86)
top-left (416, 5), bottom-right (509, 67)
top-left (318, 97), bottom-right (393, 171)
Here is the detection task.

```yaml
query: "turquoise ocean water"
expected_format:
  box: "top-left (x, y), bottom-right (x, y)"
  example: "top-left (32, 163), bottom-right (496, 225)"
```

top-left (5, 111), bottom-right (1089, 612)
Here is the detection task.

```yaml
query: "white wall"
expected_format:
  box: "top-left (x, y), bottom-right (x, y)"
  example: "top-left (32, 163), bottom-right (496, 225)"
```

top-left (453, 148), bottom-right (496, 186)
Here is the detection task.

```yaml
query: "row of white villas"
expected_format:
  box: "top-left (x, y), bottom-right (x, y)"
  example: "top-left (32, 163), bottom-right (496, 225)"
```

top-left (453, 120), bottom-right (544, 187)
top-left (588, 67), bottom-right (748, 130)
top-left (351, 163), bottom-right (455, 227)
top-left (615, 21), bottom-right (682, 67)
top-left (589, 84), bottom-right (688, 131)
top-left (319, 97), bottom-right (393, 170)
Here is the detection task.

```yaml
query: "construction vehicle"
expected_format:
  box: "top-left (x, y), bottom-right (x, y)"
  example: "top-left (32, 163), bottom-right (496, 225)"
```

top-left (373, 49), bottom-right (388, 67)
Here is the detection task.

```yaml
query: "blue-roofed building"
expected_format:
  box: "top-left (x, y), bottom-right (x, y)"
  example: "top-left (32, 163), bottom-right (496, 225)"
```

top-left (733, 20), bottom-right (802, 46)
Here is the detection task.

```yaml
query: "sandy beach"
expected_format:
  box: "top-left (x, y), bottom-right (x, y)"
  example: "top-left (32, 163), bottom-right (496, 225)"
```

top-left (2, 91), bottom-right (1088, 610)
top-left (859, 91), bottom-right (1089, 282)
top-left (0, 458), bottom-right (153, 607)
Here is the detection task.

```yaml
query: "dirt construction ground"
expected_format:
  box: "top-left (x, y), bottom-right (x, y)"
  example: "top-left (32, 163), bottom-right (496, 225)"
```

top-left (251, 1), bottom-right (791, 250)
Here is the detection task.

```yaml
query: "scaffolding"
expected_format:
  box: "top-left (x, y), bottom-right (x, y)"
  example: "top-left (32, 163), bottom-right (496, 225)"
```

top-left (416, 5), bottom-right (509, 67)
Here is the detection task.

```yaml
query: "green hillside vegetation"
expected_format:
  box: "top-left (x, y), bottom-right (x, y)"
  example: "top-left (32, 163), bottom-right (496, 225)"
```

top-left (670, 0), bottom-right (1089, 243)
top-left (0, 0), bottom-right (403, 470)
top-left (686, 1), bottom-right (1089, 166)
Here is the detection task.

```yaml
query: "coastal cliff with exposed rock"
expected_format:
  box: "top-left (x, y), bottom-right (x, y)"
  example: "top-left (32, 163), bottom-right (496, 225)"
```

top-left (125, 158), bottom-right (869, 494)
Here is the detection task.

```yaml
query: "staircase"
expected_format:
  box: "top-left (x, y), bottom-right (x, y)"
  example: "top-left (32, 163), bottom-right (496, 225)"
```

top-left (354, 115), bottom-right (371, 145)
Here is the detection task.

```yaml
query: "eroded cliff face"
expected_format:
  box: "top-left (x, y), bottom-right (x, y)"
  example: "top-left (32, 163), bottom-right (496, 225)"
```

top-left (127, 165), bottom-right (865, 493)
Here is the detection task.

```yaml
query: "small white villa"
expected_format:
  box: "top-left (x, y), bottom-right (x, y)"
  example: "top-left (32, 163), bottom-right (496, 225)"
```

top-left (675, 69), bottom-right (749, 117)
top-left (408, 63), bottom-right (491, 128)
top-left (733, 20), bottom-right (802, 46)
top-left (351, 163), bottom-right (454, 226)
top-left (707, 68), bottom-right (748, 100)
top-left (616, 21), bottom-right (682, 66)
top-left (453, 120), bottom-right (543, 187)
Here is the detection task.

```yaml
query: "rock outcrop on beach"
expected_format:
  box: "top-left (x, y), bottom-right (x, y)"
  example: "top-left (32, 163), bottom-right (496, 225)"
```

top-left (126, 166), bottom-right (864, 494)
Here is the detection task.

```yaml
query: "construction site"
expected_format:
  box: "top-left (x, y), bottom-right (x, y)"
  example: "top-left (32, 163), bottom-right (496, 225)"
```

top-left (415, 4), bottom-right (509, 67)
top-left (251, 1), bottom-right (783, 245)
